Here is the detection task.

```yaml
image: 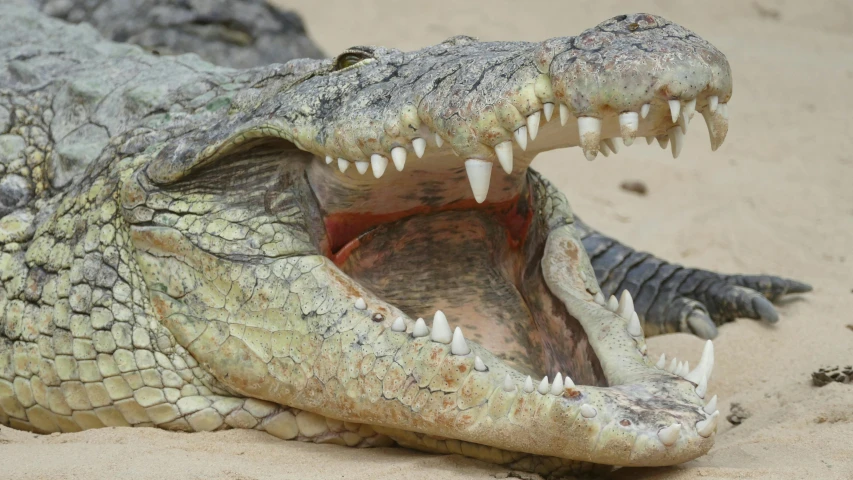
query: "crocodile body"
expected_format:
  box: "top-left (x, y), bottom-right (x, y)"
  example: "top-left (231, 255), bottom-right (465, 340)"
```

top-left (0, 2), bottom-right (810, 475)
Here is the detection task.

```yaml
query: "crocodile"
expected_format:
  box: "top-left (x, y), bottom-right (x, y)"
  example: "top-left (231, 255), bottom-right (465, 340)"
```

top-left (0, 1), bottom-right (812, 476)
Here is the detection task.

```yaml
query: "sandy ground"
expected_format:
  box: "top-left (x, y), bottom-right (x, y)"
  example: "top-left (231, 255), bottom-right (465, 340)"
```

top-left (2, 1), bottom-right (852, 479)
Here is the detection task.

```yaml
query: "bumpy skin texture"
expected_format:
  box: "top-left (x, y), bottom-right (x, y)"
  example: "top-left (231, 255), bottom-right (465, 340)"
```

top-left (29, 0), bottom-right (323, 68)
top-left (0, 2), bottom-right (810, 475)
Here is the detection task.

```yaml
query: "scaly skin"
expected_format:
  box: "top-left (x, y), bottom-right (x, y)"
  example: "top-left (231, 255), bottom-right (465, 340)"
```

top-left (0, 3), bottom-right (809, 475)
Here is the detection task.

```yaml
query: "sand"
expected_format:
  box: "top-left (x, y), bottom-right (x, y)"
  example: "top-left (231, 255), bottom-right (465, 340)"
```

top-left (1, 1), bottom-right (852, 478)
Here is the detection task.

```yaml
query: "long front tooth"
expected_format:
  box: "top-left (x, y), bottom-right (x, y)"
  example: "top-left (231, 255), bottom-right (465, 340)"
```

top-left (686, 340), bottom-right (715, 384)
top-left (537, 376), bottom-right (550, 395)
top-left (434, 133), bottom-right (444, 147)
top-left (616, 290), bottom-right (635, 319)
top-left (702, 104), bottom-right (729, 151)
top-left (503, 374), bottom-right (516, 392)
top-left (640, 103), bottom-right (651, 119)
top-left (391, 316), bottom-right (406, 332)
top-left (325, 155), bottom-right (333, 165)
top-left (696, 373), bottom-right (708, 398)
top-left (559, 103), bottom-right (571, 126)
top-left (543, 103), bottom-right (555, 121)
top-left (430, 310), bottom-right (452, 344)
top-left (618, 112), bottom-right (639, 145)
top-left (473, 356), bottom-right (487, 371)
top-left (527, 111), bottom-right (541, 140)
top-left (656, 353), bottom-right (667, 369)
top-left (658, 423), bottom-right (682, 446)
top-left (412, 138), bottom-right (426, 158)
top-left (464, 159), bottom-right (493, 204)
top-left (523, 376), bottom-right (534, 393)
top-left (337, 158), bottom-right (349, 172)
top-left (355, 161), bottom-right (369, 174)
top-left (578, 117), bottom-right (601, 161)
top-left (494, 140), bottom-right (514, 174)
top-left (704, 395), bottom-right (718, 415)
top-left (627, 312), bottom-right (643, 337)
top-left (390, 147), bottom-right (407, 171)
top-left (550, 373), bottom-right (564, 395)
top-left (708, 95), bottom-right (719, 113)
top-left (450, 327), bottom-right (470, 355)
top-left (513, 126), bottom-right (528, 151)
top-left (370, 154), bottom-right (388, 178)
top-left (696, 411), bottom-right (719, 438)
top-left (668, 99), bottom-right (681, 123)
top-left (668, 126), bottom-right (684, 159)
top-left (412, 318), bottom-right (429, 338)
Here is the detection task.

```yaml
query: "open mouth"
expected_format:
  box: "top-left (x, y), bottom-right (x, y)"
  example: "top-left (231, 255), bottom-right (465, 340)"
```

top-left (131, 13), bottom-right (727, 472)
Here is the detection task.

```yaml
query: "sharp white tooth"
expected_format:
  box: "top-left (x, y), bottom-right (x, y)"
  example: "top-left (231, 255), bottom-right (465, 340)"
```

top-left (593, 292), bottom-right (605, 305)
top-left (550, 372), bottom-right (564, 396)
top-left (702, 104), bottom-right (729, 151)
top-left (580, 404), bottom-right (597, 418)
top-left (616, 290), bottom-right (635, 320)
top-left (696, 373), bottom-right (708, 398)
top-left (640, 103), bottom-right (651, 119)
top-left (684, 98), bottom-right (697, 120)
top-left (503, 374), bottom-right (516, 392)
top-left (325, 155), bottom-right (333, 165)
top-left (464, 159), bottom-right (493, 204)
top-left (473, 356), bottom-right (487, 372)
top-left (337, 158), bottom-right (350, 172)
top-left (645, 136), bottom-right (655, 145)
top-left (559, 103), bottom-right (571, 126)
top-left (657, 135), bottom-right (669, 149)
top-left (696, 411), bottom-right (719, 438)
top-left (687, 340), bottom-right (715, 384)
top-left (658, 423), bottom-right (682, 446)
top-left (607, 295), bottom-right (618, 312)
top-left (450, 327), bottom-right (470, 355)
top-left (627, 311), bottom-right (643, 337)
top-left (390, 147), bottom-right (407, 171)
top-left (578, 117), bottom-right (601, 161)
top-left (564, 374), bottom-right (575, 387)
top-left (370, 154), bottom-right (388, 178)
top-left (668, 99), bottom-right (681, 123)
top-left (704, 395), bottom-right (718, 415)
top-left (412, 318), bottom-right (429, 338)
top-left (354, 297), bottom-right (366, 310)
top-left (537, 376), bottom-right (550, 394)
top-left (679, 361), bottom-right (690, 378)
top-left (618, 112), bottom-right (639, 146)
top-left (599, 141), bottom-right (611, 157)
top-left (639, 343), bottom-right (647, 355)
top-left (355, 161), bottom-right (369, 174)
top-left (527, 111), bottom-right (541, 140)
top-left (430, 310), bottom-right (452, 344)
top-left (543, 103), bottom-right (555, 121)
top-left (523, 376), bottom-right (535, 393)
top-left (391, 316), bottom-right (406, 332)
top-left (668, 126), bottom-right (684, 159)
top-left (412, 137), bottom-right (426, 158)
top-left (678, 110), bottom-right (689, 135)
top-left (434, 133), bottom-right (444, 147)
top-left (667, 358), bottom-right (678, 373)
top-left (494, 140), bottom-right (514, 174)
top-left (513, 126), bottom-right (528, 151)
top-left (656, 353), bottom-right (667, 369)
top-left (708, 95), bottom-right (719, 113)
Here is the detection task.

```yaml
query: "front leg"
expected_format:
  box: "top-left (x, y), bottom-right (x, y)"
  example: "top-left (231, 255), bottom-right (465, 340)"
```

top-left (576, 218), bottom-right (811, 339)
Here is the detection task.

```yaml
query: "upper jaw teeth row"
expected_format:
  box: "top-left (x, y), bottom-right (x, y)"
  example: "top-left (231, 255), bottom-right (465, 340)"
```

top-left (322, 96), bottom-right (727, 206)
top-left (359, 295), bottom-right (719, 443)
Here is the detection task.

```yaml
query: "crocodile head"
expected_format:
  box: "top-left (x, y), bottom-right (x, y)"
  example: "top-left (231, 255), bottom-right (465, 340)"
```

top-left (125, 13), bottom-right (729, 473)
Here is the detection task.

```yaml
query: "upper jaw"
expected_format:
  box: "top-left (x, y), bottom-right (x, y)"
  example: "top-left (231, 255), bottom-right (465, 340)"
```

top-left (269, 13), bottom-right (730, 205)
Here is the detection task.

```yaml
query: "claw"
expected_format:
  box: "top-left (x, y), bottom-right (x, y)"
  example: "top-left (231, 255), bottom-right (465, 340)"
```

top-left (687, 310), bottom-right (718, 339)
top-left (753, 296), bottom-right (779, 324)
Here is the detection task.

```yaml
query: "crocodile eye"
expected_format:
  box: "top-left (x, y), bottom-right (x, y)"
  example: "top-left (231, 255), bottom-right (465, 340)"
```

top-left (628, 23), bottom-right (639, 32)
top-left (335, 51), bottom-right (371, 70)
